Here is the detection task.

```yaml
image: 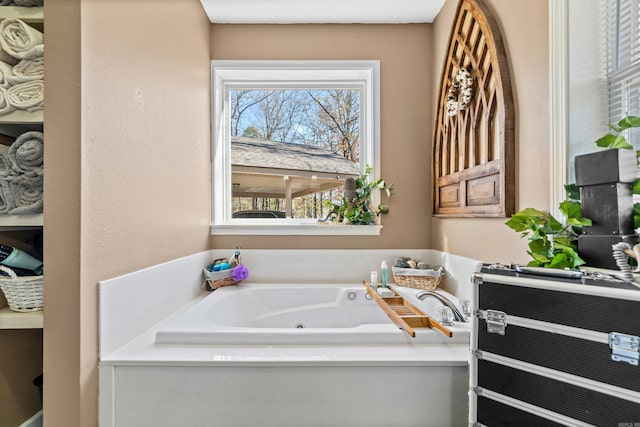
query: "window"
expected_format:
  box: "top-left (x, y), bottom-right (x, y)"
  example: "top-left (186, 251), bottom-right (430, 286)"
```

top-left (551, 0), bottom-right (640, 212)
top-left (607, 0), bottom-right (640, 144)
top-left (211, 60), bottom-right (380, 235)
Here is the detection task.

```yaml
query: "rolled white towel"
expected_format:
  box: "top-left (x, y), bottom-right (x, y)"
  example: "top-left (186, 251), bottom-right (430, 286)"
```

top-left (6, 79), bottom-right (42, 111)
top-left (0, 60), bottom-right (14, 88)
top-left (7, 56), bottom-right (42, 85)
top-left (0, 86), bottom-right (16, 115)
top-left (8, 173), bottom-right (42, 215)
top-left (9, 130), bottom-right (43, 176)
top-left (0, 19), bottom-right (43, 60)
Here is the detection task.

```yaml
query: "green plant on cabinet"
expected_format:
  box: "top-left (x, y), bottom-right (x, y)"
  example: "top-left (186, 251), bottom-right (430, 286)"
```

top-left (505, 192), bottom-right (591, 269)
top-left (505, 115), bottom-right (640, 269)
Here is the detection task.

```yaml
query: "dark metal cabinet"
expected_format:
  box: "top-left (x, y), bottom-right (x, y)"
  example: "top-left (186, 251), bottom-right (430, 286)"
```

top-left (470, 266), bottom-right (640, 426)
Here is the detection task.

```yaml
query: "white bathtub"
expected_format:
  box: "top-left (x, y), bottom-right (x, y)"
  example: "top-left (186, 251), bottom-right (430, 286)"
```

top-left (100, 250), bottom-right (477, 427)
top-left (155, 283), bottom-right (469, 346)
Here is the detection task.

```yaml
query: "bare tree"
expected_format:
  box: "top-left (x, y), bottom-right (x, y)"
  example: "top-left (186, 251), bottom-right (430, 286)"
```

top-left (230, 90), bottom-right (271, 136)
top-left (305, 90), bottom-right (360, 161)
top-left (259, 90), bottom-right (309, 142)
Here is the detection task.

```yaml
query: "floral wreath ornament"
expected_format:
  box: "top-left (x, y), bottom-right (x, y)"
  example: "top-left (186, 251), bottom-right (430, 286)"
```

top-left (446, 68), bottom-right (474, 117)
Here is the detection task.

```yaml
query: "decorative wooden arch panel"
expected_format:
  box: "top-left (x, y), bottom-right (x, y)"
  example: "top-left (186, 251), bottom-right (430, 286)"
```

top-left (433, 0), bottom-right (514, 217)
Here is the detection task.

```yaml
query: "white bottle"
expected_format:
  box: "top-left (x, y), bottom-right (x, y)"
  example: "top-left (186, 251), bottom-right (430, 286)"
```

top-left (380, 260), bottom-right (388, 288)
top-left (370, 271), bottom-right (378, 289)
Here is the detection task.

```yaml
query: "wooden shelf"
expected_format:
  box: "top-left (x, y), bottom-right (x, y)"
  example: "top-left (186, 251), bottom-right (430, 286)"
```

top-left (0, 109), bottom-right (43, 125)
top-left (0, 307), bottom-right (42, 329)
top-left (0, 213), bottom-right (42, 229)
top-left (0, 6), bottom-right (43, 23)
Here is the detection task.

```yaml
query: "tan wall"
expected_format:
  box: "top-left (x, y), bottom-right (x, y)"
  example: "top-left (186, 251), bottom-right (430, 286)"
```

top-left (43, 1), bottom-right (211, 426)
top-left (209, 24), bottom-right (434, 249)
top-left (431, 0), bottom-right (550, 263)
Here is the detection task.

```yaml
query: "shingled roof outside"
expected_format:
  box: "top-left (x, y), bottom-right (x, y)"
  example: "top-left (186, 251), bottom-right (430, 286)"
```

top-left (231, 136), bottom-right (360, 176)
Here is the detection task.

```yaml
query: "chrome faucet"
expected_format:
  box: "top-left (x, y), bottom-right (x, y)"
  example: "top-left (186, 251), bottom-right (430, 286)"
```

top-left (415, 290), bottom-right (467, 322)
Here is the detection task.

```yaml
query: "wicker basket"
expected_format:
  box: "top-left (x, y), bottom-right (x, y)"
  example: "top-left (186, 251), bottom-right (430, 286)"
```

top-left (203, 268), bottom-right (238, 291)
top-left (392, 266), bottom-right (443, 291)
top-left (0, 265), bottom-right (43, 312)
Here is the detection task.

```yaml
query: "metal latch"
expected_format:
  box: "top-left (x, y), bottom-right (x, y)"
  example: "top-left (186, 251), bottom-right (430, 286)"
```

top-left (472, 273), bottom-right (483, 285)
top-left (485, 310), bottom-right (507, 335)
top-left (609, 332), bottom-right (639, 366)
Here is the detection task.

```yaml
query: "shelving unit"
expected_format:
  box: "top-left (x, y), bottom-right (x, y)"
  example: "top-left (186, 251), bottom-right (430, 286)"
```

top-left (0, 6), bottom-right (45, 427)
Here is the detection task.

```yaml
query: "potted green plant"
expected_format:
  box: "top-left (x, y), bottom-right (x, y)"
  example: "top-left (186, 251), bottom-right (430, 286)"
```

top-left (324, 164), bottom-right (393, 225)
top-left (506, 115), bottom-right (640, 269)
top-left (505, 193), bottom-right (591, 269)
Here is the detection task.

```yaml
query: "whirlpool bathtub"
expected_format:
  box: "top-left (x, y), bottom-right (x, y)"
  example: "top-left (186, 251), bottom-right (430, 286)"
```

top-left (100, 250), bottom-right (479, 427)
top-left (155, 283), bottom-right (469, 345)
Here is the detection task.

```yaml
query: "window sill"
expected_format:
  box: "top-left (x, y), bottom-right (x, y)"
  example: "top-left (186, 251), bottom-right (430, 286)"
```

top-left (210, 223), bottom-right (382, 236)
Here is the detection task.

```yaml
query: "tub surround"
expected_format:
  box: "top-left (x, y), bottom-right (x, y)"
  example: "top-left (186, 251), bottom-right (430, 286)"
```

top-left (99, 249), bottom-right (482, 427)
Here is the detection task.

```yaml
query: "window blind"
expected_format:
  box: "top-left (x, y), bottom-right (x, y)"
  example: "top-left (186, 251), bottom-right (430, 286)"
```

top-left (607, 0), bottom-right (640, 145)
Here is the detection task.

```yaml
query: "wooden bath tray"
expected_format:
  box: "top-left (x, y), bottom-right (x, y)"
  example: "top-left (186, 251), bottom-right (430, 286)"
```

top-left (362, 281), bottom-right (452, 338)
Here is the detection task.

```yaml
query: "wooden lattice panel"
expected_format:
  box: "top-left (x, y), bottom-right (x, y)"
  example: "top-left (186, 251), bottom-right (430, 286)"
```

top-left (433, 0), bottom-right (514, 217)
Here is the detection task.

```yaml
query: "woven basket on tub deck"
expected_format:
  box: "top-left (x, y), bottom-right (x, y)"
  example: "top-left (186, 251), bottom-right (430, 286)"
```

top-left (203, 268), bottom-right (238, 291)
top-left (392, 266), bottom-right (443, 291)
top-left (0, 265), bottom-right (43, 312)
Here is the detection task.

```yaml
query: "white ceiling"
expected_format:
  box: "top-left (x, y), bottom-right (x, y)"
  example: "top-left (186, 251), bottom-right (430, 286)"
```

top-left (199, 0), bottom-right (447, 24)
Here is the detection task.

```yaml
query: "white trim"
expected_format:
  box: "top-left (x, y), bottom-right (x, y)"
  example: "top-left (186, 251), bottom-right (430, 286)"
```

top-left (210, 223), bottom-right (382, 236)
top-left (549, 0), bottom-right (569, 219)
top-left (210, 60), bottom-right (381, 235)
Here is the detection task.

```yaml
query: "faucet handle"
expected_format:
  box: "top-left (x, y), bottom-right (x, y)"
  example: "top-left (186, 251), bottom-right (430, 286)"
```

top-left (460, 299), bottom-right (472, 317)
top-left (438, 306), bottom-right (455, 326)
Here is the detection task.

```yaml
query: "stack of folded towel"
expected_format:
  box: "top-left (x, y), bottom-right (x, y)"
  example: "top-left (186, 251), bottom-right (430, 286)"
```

top-left (0, 130), bottom-right (42, 214)
top-left (0, 18), bottom-right (43, 115)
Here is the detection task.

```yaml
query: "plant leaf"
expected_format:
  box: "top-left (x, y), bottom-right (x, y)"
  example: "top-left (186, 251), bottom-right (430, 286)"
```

top-left (559, 200), bottom-right (591, 226)
top-left (610, 134), bottom-right (634, 149)
top-left (528, 250), bottom-right (550, 263)
top-left (552, 236), bottom-right (573, 250)
top-left (617, 115), bottom-right (640, 131)
top-left (595, 133), bottom-right (617, 148)
top-left (506, 208), bottom-right (546, 231)
top-left (563, 247), bottom-right (586, 269)
top-left (564, 183), bottom-right (581, 201)
top-left (528, 239), bottom-right (550, 257)
top-left (377, 204), bottom-right (389, 215)
top-left (547, 253), bottom-right (570, 269)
